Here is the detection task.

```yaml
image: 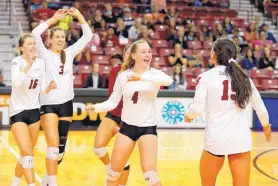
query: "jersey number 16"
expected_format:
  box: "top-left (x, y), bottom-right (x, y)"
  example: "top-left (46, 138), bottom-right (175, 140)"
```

top-left (29, 79), bottom-right (38, 89)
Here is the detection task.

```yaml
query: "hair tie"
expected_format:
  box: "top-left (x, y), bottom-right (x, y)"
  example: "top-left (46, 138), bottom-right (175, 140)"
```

top-left (228, 58), bottom-right (236, 64)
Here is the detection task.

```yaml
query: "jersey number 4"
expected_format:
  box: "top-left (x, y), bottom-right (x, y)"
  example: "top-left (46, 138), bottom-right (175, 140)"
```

top-left (132, 91), bottom-right (139, 104)
top-left (221, 80), bottom-right (236, 100)
top-left (29, 79), bottom-right (38, 89)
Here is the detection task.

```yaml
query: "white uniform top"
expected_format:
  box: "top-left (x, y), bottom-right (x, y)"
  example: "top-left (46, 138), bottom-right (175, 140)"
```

top-left (94, 68), bottom-right (173, 127)
top-left (188, 65), bottom-right (269, 155)
top-left (10, 56), bottom-right (46, 117)
top-left (32, 22), bottom-right (93, 105)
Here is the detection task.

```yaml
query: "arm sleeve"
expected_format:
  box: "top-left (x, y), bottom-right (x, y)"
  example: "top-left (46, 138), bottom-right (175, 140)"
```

top-left (94, 74), bottom-right (123, 112)
top-left (11, 60), bottom-right (27, 87)
top-left (31, 22), bottom-right (49, 57)
top-left (141, 69), bottom-right (173, 86)
top-left (250, 79), bottom-right (269, 126)
top-left (187, 75), bottom-right (207, 119)
top-left (66, 23), bottom-right (93, 59)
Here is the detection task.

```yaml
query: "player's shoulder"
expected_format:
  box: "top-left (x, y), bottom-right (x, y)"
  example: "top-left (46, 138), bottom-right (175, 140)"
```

top-left (110, 65), bottom-right (121, 73)
top-left (198, 66), bottom-right (224, 79)
top-left (11, 56), bottom-right (23, 66)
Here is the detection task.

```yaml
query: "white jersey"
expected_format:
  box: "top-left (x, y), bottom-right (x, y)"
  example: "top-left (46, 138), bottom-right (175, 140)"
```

top-left (94, 68), bottom-right (173, 127)
top-left (32, 22), bottom-right (93, 105)
top-left (188, 65), bottom-right (269, 155)
top-left (10, 56), bottom-right (46, 117)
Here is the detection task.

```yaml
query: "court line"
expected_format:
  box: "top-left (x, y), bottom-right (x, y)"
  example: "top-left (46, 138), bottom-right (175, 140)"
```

top-left (0, 136), bottom-right (42, 183)
top-left (43, 146), bottom-right (278, 150)
top-left (253, 148), bottom-right (278, 182)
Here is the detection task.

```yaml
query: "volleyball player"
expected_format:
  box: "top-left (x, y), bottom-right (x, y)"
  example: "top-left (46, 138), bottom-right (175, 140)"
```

top-left (184, 38), bottom-right (272, 186)
top-left (93, 45), bottom-right (131, 186)
top-left (32, 8), bottom-right (93, 186)
top-left (86, 40), bottom-right (173, 186)
top-left (10, 33), bottom-right (56, 186)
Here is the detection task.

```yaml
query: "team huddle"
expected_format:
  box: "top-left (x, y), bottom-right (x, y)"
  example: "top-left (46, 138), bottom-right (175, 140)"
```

top-left (9, 8), bottom-right (272, 186)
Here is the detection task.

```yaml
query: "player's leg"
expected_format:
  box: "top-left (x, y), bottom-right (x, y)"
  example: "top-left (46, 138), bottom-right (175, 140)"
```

top-left (199, 150), bottom-right (225, 186)
top-left (12, 120), bottom-right (40, 185)
top-left (11, 122), bottom-right (35, 185)
top-left (57, 117), bottom-right (72, 165)
top-left (93, 116), bottom-right (118, 170)
top-left (106, 124), bottom-right (136, 186)
top-left (228, 151), bottom-right (251, 186)
top-left (118, 160), bottom-right (130, 186)
top-left (57, 100), bottom-right (73, 165)
top-left (138, 127), bottom-right (161, 186)
top-left (41, 113), bottom-right (59, 186)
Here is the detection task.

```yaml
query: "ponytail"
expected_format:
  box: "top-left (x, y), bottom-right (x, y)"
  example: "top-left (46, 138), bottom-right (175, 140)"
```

top-left (225, 58), bottom-right (252, 109)
top-left (61, 50), bottom-right (66, 64)
top-left (213, 38), bottom-right (252, 109)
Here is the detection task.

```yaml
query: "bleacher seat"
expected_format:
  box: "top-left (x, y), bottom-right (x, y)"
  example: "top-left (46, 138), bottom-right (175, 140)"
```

top-left (92, 55), bottom-right (109, 65)
top-left (262, 79), bottom-right (278, 91)
top-left (73, 75), bottom-right (82, 88)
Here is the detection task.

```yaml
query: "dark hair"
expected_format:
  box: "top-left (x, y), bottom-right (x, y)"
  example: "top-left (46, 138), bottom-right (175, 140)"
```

top-left (213, 38), bottom-right (252, 109)
top-left (173, 64), bottom-right (185, 85)
top-left (18, 33), bottom-right (34, 55)
top-left (50, 27), bottom-right (66, 65)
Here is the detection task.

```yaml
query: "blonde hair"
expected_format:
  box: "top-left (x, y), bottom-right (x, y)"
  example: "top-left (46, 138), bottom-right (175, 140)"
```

top-left (18, 33), bottom-right (34, 55)
top-left (121, 39), bottom-right (148, 71)
top-left (50, 27), bottom-right (66, 64)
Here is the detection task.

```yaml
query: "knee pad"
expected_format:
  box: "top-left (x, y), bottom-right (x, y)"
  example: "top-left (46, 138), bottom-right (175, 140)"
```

top-left (144, 171), bottom-right (160, 186)
top-left (58, 120), bottom-right (70, 153)
top-left (107, 169), bottom-right (121, 182)
top-left (46, 147), bottom-right (59, 160)
top-left (93, 147), bottom-right (107, 158)
top-left (22, 156), bottom-right (34, 169)
top-left (124, 160), bottom-right (130, 171)
top-left (18, 155), bottom-right (23, 165)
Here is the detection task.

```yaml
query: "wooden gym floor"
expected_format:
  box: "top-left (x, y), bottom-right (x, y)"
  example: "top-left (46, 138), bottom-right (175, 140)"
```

top-left (0, 129), bottom-right (277, 186)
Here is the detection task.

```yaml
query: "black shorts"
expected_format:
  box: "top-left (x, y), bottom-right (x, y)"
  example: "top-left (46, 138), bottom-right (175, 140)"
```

top-left (105, 112), bottom-right (121, 125)
top-left (10, 108), bottom-right (40, 126)
top-left (40, 100), bottom-right (73, 117)
top-left (207, 150), bottom-right (225, 157)
top-left (119, 122), bottom-right (157, 141)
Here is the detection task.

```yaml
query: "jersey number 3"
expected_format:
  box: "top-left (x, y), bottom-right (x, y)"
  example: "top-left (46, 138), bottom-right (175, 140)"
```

top-left (59, 65), bottom-right (64, 75)
top-left (132, 91), bottom-right (139, 104)
top-left (221, 80), bottom-right (236, 100)
top-left (29, 79), bottom-right (38, 89)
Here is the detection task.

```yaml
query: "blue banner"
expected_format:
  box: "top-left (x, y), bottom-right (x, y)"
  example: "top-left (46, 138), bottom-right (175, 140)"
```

top-left (254, 98), bottom-right (278, 129)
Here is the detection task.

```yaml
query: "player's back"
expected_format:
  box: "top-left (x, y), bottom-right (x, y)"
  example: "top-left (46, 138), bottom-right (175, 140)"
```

top-left (201, 66), bottom-right (252, 154)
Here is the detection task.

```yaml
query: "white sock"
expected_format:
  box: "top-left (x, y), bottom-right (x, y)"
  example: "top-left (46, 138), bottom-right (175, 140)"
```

top-left (11, 176), bottom-right (21, 186)
top-left (28, 184), bottom-right (36, 186)
top-left (47, 175), bottom-right (57, 186)
top-left (106, 163), bottom-right (111, 171)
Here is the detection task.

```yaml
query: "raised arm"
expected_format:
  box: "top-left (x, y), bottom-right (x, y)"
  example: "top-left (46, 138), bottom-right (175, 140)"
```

top-left (66, 7), bottom-right (93, 58)
top-left (32, 9), bottom-right (68, 56)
